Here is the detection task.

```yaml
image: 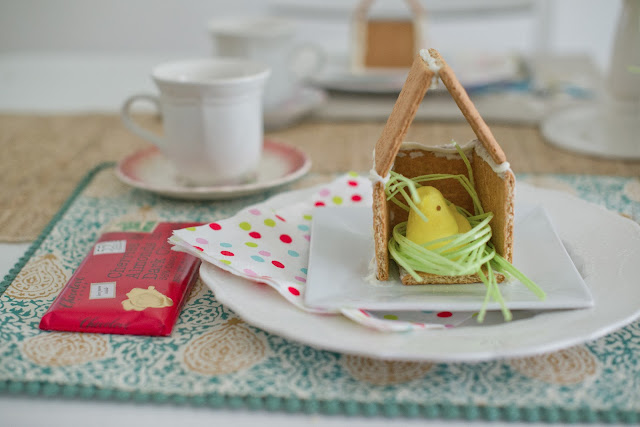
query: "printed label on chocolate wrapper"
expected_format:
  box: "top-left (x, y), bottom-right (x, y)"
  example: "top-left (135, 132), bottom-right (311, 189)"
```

top-left (89, 282), bottom-right (116, 299)
top-left (39, 222), bottom-right (201, 336)
top-left (93, 240), bottom-right (126, 255)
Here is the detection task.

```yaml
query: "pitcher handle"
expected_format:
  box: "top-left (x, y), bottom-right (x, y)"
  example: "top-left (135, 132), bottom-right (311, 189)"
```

top-left (289, 43), bottom-right (327, 82)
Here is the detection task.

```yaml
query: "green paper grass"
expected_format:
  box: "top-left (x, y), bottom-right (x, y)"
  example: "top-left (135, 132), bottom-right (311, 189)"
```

top-left (385, 143), bottom-right (545, 322)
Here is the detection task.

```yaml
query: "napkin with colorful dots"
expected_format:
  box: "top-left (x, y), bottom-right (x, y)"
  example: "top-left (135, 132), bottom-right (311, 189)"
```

top-left (170, 173), bottom-right (472, 332)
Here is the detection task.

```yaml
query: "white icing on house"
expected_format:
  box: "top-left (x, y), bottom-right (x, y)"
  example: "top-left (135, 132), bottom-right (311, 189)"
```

top-left (474, 142), bottom-right (511, 176)
top-left (398, 140), bottom-right (473, 160)
top-left (364, 256), bottom-right (380, 285)
top-left (409, 151), bottom-right (424, 158)
top-left (369, 168), bottom-right (391, 185)
top-left (371, 147), bottom-right (393, 184)
top-left (419, 49), bottom-right (441, 73)
top-left (419, 49), bottom-right (441, 88)
top-left (396, 140), bottom-right (512, 176)
top-left (365, 254), bottom-right (396, 287)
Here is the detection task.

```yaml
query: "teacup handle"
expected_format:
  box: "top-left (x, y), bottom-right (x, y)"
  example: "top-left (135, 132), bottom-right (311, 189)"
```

top-left (121, 94), bottom-right (164, 148)
top-left (289, 43), bottom-right (327, 81)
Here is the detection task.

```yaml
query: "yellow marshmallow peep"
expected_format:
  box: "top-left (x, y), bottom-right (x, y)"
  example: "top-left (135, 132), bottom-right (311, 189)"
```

top-left (406, 186), bottom-right (471, 250)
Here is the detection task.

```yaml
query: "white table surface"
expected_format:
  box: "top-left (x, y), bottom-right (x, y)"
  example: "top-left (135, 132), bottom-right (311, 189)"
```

top-left (0, 393), bottom-right (575, 427)
top-left (0, 52), bottom-right (613, 427)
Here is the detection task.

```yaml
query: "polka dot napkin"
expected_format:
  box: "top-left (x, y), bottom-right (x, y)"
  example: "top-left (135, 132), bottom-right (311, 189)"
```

top-left (170, 173), bottom-right (472, 332)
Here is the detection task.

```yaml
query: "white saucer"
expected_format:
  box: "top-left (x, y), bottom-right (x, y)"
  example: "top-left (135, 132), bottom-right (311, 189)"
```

top-left (115, 139), bottom-right (311, 200)
top-left (199, 182), bottom-right (640, 362)
top-left (264, 87), bottom-right (326, 131)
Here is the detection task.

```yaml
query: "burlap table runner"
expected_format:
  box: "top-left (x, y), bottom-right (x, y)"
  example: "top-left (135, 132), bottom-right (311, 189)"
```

top-left (1, 113), bottom-right (639, 242)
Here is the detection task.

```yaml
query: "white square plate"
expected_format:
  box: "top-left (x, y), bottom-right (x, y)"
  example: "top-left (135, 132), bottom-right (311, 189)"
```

top-left (305, 204), bottom-right (594, 312)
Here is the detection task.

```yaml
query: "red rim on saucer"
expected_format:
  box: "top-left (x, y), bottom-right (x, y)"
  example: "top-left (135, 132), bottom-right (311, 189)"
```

top-left (116, 139), bottom-right (311, 200)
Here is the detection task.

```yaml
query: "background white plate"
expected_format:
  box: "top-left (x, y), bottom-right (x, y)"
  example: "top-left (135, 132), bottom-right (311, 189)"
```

top-left (305, 205), bottom-right (593, 311)
top-left (308, 53), bottom-right (525, 94)
top-left (199, 183), bottom-right (640, 362)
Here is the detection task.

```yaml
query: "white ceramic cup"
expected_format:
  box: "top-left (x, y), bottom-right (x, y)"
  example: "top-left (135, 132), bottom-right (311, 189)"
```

top-left (208, 17), bottom-right (324, 109)
top-left (121, 58), bottom-right (270, 187)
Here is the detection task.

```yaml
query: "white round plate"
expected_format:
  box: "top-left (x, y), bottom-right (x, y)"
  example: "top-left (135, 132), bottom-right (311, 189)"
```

top-left (309, 53), bottom-right (523, 95)
top-left (542, 104), bottom-right (640, 160)
top-left (116, 139), bottom-right (311, 200)
top-left (199, 183), bottom-right (640, 362)
top-left (309, 66), bottom-right (409, 94)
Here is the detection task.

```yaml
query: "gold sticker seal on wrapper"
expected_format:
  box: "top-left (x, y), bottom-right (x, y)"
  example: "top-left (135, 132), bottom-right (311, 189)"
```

top-left (122, 286), bottom-right (173, 311)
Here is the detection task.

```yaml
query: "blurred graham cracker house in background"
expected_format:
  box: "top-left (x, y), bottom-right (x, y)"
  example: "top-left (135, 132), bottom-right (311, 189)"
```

top-left (351, 0), bottom-right (427, 72)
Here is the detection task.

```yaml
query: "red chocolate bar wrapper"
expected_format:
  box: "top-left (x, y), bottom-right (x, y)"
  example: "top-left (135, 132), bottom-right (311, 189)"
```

top-left (40, 222), bottom-right (201, 336)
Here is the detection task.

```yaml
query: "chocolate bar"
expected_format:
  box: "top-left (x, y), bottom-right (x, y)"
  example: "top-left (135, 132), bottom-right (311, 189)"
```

top-left (40, 222), bottom-right (201, 336)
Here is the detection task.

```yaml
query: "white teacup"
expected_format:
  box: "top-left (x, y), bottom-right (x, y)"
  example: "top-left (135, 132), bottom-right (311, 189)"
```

top-left (121, 58), bottom-right (270, 187)
top-left (208, 17), bottom-right (324, 109)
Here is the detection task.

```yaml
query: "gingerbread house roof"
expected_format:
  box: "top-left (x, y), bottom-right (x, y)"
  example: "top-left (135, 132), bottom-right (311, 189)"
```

top-left (373, 48), bottom-right (507, 178)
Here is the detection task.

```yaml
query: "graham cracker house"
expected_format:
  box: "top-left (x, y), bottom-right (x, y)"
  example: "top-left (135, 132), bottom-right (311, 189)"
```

top-left (371, 48), bottom-right (516, 284)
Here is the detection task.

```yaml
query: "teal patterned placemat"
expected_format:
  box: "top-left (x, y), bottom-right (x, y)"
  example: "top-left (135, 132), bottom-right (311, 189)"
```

top-left (1, 164), bottom-right (640, 423)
